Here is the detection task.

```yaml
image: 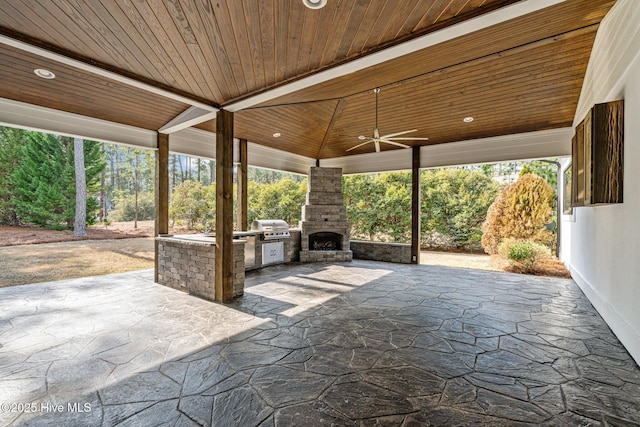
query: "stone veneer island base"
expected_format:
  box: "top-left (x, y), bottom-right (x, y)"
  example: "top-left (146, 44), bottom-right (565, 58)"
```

top-left (156, 235), bottom-right (245, 301)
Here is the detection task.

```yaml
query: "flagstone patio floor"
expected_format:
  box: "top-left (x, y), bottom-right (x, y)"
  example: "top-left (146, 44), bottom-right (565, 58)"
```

top-left (1, 261), bottom-right (639, 426)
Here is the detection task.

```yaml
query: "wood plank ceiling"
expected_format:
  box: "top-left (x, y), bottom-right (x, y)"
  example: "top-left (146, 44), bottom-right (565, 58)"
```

top-left (0, 0), bottom-right (616, 159)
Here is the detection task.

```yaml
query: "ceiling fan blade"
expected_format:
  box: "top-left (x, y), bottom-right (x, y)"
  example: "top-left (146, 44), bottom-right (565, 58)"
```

top-left (380, 140), bottom-right (411, 148)
top-left (385, 137), bottom-right (430, 141)
top-left (346, 140), bottom-right (374, 152)
top-left (381, 129), bottom-right (418, 138)
top-left (374, 140), bottom-right (381, 152)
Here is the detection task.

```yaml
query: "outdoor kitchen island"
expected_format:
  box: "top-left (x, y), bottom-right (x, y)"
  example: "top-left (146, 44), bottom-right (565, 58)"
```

top-left (155, 167), bottom-right (354, 302)
top-left (155, 226), bottom-right (301, 302)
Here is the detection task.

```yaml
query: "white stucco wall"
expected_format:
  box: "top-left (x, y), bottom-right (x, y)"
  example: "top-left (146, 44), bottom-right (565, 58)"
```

top-left (561, 0), bottom-right (640, 364)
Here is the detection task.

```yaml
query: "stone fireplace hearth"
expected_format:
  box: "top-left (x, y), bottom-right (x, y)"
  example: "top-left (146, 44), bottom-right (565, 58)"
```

top-left (299, 167), bottom-right (352, 262)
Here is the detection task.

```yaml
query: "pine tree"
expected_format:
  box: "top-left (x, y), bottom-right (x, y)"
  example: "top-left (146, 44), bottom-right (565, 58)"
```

top-left (11, 133), bottom-right (73, 229)
top-left (10, 132), bottom-right (104, 230)
top-left (120, 148), bottom-right (153, 228)
top-left (0, 127), bottom-right (27, 224)
top-left (73, 138), bottom-right (87, 237)
top-left (70, 137), bottom-right (104, 227)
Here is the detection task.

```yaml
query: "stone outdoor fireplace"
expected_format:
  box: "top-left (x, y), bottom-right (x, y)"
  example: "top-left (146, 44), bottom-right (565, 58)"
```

top-left (299, 167), bottom-right (353, 262)
top-left (309, 232), bottom-right (342, 251)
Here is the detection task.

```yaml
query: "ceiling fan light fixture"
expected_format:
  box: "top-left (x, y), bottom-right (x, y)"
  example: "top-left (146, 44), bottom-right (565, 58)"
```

top-left (302, 0), bottom-right (327, 9)
top-left (463, 116), bottom-right (474, 123)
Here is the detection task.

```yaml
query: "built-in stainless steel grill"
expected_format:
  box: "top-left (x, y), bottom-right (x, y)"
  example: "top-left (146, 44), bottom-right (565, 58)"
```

top-left (251, 219), bottom-right (290, 240)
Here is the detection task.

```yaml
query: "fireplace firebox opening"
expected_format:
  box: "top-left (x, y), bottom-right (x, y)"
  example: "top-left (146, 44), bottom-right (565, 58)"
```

top-left (309, 232), bottom-right (342, 251)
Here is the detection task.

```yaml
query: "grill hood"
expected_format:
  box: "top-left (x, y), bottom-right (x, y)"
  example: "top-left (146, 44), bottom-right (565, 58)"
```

top-left (251, 219), bottom-right (290, 239)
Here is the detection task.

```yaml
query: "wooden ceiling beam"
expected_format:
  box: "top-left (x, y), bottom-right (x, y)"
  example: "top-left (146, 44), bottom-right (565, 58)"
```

top-left (159, 106), bottom-right (218, 134)
top-left (317, 100), bottom-right (346, 159)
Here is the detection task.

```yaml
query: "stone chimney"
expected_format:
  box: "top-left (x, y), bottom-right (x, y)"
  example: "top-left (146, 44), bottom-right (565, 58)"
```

top-left (299, 167), bottom-right (352, 262)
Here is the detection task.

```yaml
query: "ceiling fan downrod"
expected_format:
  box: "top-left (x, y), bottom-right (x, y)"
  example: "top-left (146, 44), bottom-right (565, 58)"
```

top-left (374, 87), bottom-right (380, 131)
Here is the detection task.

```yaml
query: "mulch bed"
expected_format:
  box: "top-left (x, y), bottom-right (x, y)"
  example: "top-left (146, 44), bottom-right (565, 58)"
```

top-left (499, 257), bottom-right (572, 278)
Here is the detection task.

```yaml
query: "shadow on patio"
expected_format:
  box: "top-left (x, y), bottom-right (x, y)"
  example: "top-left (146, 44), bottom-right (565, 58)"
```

top-left (1, 261), bottom-right (639, 426)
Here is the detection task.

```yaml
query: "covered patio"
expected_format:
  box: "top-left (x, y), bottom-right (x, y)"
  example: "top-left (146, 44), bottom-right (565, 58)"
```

top-left (2, 261), bottom-right (639, 426)
top-left (2, 1), bottom-right (640, 425)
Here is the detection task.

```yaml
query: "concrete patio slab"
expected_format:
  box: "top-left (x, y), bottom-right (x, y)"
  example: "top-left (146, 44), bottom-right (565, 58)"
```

top-left (1, 261), bottom-right (639, 426)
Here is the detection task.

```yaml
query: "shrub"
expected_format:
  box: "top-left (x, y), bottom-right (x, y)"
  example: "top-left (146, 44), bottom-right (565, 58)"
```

top-left (343, 168), bottom-right (501, 247)
top-left (342, 172), bottom-right (413, 243)
top-left (421, 168), bottom-right (502, 250)
top-left (170, 180), bottom-right (215, 230)
top-left (498, 238), bottom-right (551, 271)
top-left (248, 178), bottom-right (307, 227)
top-left (110, 191), bottom-right (155, 222)
top-left (343, 174), bottom-right (386, 241)
top-left (481, 173), bottom-right (555, 255)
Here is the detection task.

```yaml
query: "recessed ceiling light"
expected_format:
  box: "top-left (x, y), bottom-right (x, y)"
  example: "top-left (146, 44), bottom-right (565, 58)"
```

top-left (34, 69), bottom-right (55, 79)
top-left (273, 132), bottom-right (281, 138)
top-left (463, 116), bottom-right (474, 123)
top-left (302, 0), bottom-right (327, 9)
top-left (358, 135), bottom-right (366, 140)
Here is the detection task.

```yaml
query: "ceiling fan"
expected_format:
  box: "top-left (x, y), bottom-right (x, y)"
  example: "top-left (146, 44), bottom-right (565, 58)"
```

top-left (346, 87), bottom-right (429, 153)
